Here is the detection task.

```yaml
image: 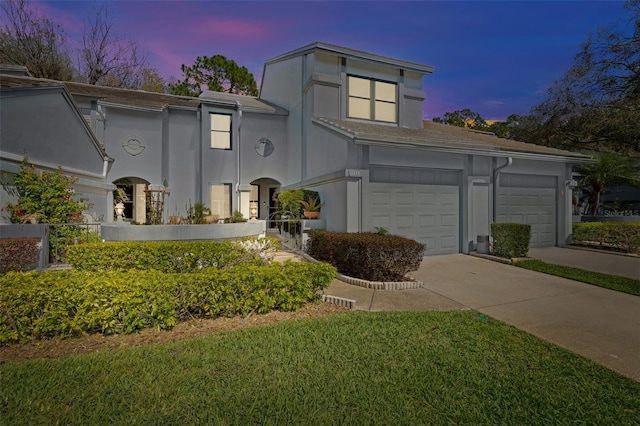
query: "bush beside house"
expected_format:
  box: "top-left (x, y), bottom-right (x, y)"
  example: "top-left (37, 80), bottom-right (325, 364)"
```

top-left (306, 230), bottom-right (425, 282)
top-left (491, 223), bottom-right (531, 259)
top-left (573, 222), bottom-right (640, 253)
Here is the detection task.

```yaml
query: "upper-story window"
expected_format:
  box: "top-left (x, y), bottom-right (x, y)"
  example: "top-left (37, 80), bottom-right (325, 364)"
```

top-left (347, 76), bottom-right (397, 123)
top-left (210, 113), bottom-right (232, 149)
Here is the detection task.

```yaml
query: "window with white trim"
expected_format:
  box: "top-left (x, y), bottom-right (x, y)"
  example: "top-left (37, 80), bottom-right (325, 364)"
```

top-left (210, 183), bottom-right (231, 218)
top-left (347, 76), bottom-right (397, 123)
top-left (210, 113), bottom-right (232, 149)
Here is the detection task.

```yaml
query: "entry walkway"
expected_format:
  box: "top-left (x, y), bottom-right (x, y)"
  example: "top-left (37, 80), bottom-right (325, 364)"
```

top-left (323, 253), bottom-right (640, 382)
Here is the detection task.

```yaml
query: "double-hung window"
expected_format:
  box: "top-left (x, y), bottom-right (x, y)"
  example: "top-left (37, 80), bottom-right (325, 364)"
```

top-left (347, 76), bottom-right (397, 123)
top-left (210, 113), bottom-right (232, 149)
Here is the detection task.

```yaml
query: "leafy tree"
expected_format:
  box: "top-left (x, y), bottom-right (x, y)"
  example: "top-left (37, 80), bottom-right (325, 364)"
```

top-left (76, 2), bottom-right (148, 88)
top-left (528, 0), bottom-right (640, 154)
top-left (432, 108), bottom-right (489, 132)
top-left (576, 153), bottom-right (639, 215)
top-left (169, 54), bottom-right (259, 97)
top-left (138, 67), bottom-right (166, 93)
top-left (0, 0), bottom-right (73, 80)
top-left (1, 156), bottom-right (88, 223)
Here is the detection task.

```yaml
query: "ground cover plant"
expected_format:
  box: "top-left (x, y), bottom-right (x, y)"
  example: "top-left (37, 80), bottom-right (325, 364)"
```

top-left (514, 259), bottom-right (640, 296)
top-left (1, 311), bottom-right (638, 425)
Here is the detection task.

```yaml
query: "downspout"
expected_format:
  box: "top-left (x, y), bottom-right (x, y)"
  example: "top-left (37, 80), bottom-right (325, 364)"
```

top-left (492, 157), bottom-right (512, 222)
top-left (235, 101), bottom-right (243, 211)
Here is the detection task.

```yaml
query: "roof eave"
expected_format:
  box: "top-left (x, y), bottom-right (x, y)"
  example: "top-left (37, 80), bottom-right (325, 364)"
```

top-left (265, 42), bottom-right (435, 75)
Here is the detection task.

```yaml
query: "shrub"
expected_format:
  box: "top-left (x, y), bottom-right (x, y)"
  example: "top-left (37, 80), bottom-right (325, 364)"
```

top-left (0, 261), bottom-right (336, 343)
top-left (1, 155), bottom-right (88, 224)
top-left (65, 238), bottom-right (280, 272)
top-left (0, 238), bottom-right (40, 273)
top-left (306, 230), bottom-right (425, 281)
top-left (491, 223), bottom-right (531, 259)
top-left (573, 222), bottom-right (640, 253)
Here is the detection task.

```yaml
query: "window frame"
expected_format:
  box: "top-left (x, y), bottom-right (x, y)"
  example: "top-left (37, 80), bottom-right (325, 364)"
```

top-left (209, 183), bottom-right (232, 218)
top-left (347, 75), bottom-right (397, 124)
top-left (210, 113), bottom-right (232, 150)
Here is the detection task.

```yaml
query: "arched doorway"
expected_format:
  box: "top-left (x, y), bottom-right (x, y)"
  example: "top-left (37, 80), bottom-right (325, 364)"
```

top-left (113, 177), bottom-right (150, 223)
top-left (249, 178), bottom-right (280, 227)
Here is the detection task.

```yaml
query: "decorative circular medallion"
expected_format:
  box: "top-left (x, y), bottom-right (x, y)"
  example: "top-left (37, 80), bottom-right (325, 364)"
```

top-left (123, 136), bottom-right (145, 156)
top-left (254, 138), bottom-right (274, 158)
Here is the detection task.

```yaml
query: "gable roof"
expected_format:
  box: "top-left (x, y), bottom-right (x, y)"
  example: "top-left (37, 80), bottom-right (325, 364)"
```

top-left (313, 118), bottom-right (592, 163)
top-left (265, 42), bottom-right (435, 75)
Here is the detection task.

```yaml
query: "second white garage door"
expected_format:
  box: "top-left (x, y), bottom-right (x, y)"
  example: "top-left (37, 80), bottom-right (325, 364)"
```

top-left (497, 187), bottom-right (556, 247)
top-left (369, 183), bottom-right (459, 255)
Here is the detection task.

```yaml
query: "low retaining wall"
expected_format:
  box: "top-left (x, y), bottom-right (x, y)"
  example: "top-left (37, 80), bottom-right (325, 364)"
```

top-left (101, 220), bottom-right (266, 241)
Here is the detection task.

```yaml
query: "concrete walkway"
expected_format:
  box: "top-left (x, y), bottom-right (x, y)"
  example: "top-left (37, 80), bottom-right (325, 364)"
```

top-left (528, 246), bottom-right (639, 280)
top-left (322, 251), bottom-right (640, 382)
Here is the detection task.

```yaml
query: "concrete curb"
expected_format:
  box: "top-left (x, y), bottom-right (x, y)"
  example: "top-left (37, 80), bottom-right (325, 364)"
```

top-left (321, 295), bottom-right (356, 309)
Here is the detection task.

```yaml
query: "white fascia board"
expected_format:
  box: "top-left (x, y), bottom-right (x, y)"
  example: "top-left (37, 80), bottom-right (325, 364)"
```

top-left (0, 153), bottom-right (108, 180)
top-left (352, 136), bottom-right (594, 164)
top-left (97, 100), bottom-right (164, 113)
top-left (266, 42), bottom-right (435, 75)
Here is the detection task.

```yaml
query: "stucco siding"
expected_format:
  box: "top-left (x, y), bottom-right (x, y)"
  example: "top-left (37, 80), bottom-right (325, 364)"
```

top-left (0, 91), bottom-right (104, 173)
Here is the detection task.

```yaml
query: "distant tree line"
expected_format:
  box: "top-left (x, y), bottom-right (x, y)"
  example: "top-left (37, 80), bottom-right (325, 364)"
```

top-left (0, 0), bottom-right (258, 95)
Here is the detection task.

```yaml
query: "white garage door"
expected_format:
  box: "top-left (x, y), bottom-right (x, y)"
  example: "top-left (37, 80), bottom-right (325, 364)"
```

top-left (497, 187), bottom-right (556, 247)
top-left (369, 183), bottom-right (459, 255)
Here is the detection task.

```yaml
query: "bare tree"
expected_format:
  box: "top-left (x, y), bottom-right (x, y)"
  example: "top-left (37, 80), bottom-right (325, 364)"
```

top-left (76, 2), bottom-right (147, 88)
top-left (0, 0), bottom-right (73, 80)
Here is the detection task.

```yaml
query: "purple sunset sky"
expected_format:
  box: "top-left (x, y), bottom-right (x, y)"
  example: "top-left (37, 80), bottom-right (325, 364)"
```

top-left (21, 1), bottom-right (630, 121)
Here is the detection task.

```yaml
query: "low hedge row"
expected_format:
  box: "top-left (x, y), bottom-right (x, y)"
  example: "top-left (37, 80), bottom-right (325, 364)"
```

top-left (306, 230), bottom-right (425, 281)
top-left (0, 238), bottom-right (40, 273)
top-left (573, 222), bottom-right (640, 253)
top-left (65, 238), bottom-right (279, 272)
top-left (0, 261), bottom-right (336, 343)
top-left (491, 223), bottom-right (531, 258)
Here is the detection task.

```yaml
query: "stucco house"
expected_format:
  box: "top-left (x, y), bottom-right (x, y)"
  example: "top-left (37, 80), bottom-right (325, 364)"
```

top-left (0, 42), bottom-right (591, 254)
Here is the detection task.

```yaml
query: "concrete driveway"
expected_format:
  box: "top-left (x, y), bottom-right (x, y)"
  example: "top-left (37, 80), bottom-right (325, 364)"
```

top-left (325, 253), bottom-right (640, 382)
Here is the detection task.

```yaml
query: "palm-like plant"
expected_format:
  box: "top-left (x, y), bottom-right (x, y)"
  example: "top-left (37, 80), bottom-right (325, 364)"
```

top-left (577, 153), bottom-right (639, 215)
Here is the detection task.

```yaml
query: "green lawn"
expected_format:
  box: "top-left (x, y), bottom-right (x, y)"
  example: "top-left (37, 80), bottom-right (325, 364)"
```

top-left (2, 311), bottom-right (639, 425)
top-left (514, 259), bottom-right (640, 296)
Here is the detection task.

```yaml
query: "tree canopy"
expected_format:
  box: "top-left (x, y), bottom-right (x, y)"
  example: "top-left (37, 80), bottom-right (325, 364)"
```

top-left (76, 3), bottom-right (149, 88)
top-left (527, 0), bottom-right (640, 154)
top-left (0, 0), bottom-right (73, 80)
top-left (169, 55), bottom-right (259, 97)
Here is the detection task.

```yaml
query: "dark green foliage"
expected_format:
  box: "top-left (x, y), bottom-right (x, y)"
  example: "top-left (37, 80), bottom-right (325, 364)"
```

top-left (1, 155), bottom-right (88, 224)
top-left (514, 259), bottom-right (640, 296)
top-left (65, 240), bottom-right (270, 272)
top-left (0, 238), bottom-right (39, 273)
top-left (491, 223), bottom-right (531, 258)
top-left (306, 230), bottom-right (425, 281)
top-left (0, 261), bottom-right (336, 343)
top-left (573, 222), bottom-right (640, 253)
top-left (169, 54), bottom-right (259, 97)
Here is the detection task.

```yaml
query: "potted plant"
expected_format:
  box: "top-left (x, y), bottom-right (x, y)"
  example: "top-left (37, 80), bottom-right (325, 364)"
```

top-left (300, 196), bottom-right (324, 219)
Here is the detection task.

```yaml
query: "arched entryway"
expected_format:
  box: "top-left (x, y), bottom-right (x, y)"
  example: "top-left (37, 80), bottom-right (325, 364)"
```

top-left (113, 177), bottom-right (150, 223)
top-left (249, 178), bottom-right (280, 227)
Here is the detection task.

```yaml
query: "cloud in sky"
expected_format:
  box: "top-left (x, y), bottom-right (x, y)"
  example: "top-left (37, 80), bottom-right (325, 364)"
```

top-left (4, 0), bottom-right (630, 120)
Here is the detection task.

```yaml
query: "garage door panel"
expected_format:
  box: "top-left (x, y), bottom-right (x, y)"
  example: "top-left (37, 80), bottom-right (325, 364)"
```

top-left (497, 187), bottom-right (556, 248)
top-left (370, 183), bottom-right (459, 255)
top-left (397, 215), bottom-right (414, 229)
top-left (371, 192), bottom-right (391, 206)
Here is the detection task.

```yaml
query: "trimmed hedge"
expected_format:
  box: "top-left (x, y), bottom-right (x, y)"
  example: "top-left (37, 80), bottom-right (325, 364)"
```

top-left (491, 223), bottom-right (531, 259)
top-left (306, 230), bottom-right (425, 281)
top-left (0, 238), bottom-right (40, 273)
top-left (65, 238), bottom-right (279, 272)
top-left (0, 261), bottom-right (336, 343)
top-left (573, 222), bottom-right (640, 253)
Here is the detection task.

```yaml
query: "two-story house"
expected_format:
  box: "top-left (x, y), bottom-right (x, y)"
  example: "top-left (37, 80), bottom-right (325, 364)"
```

top-left (0, 42), bottom-right (591, 254)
